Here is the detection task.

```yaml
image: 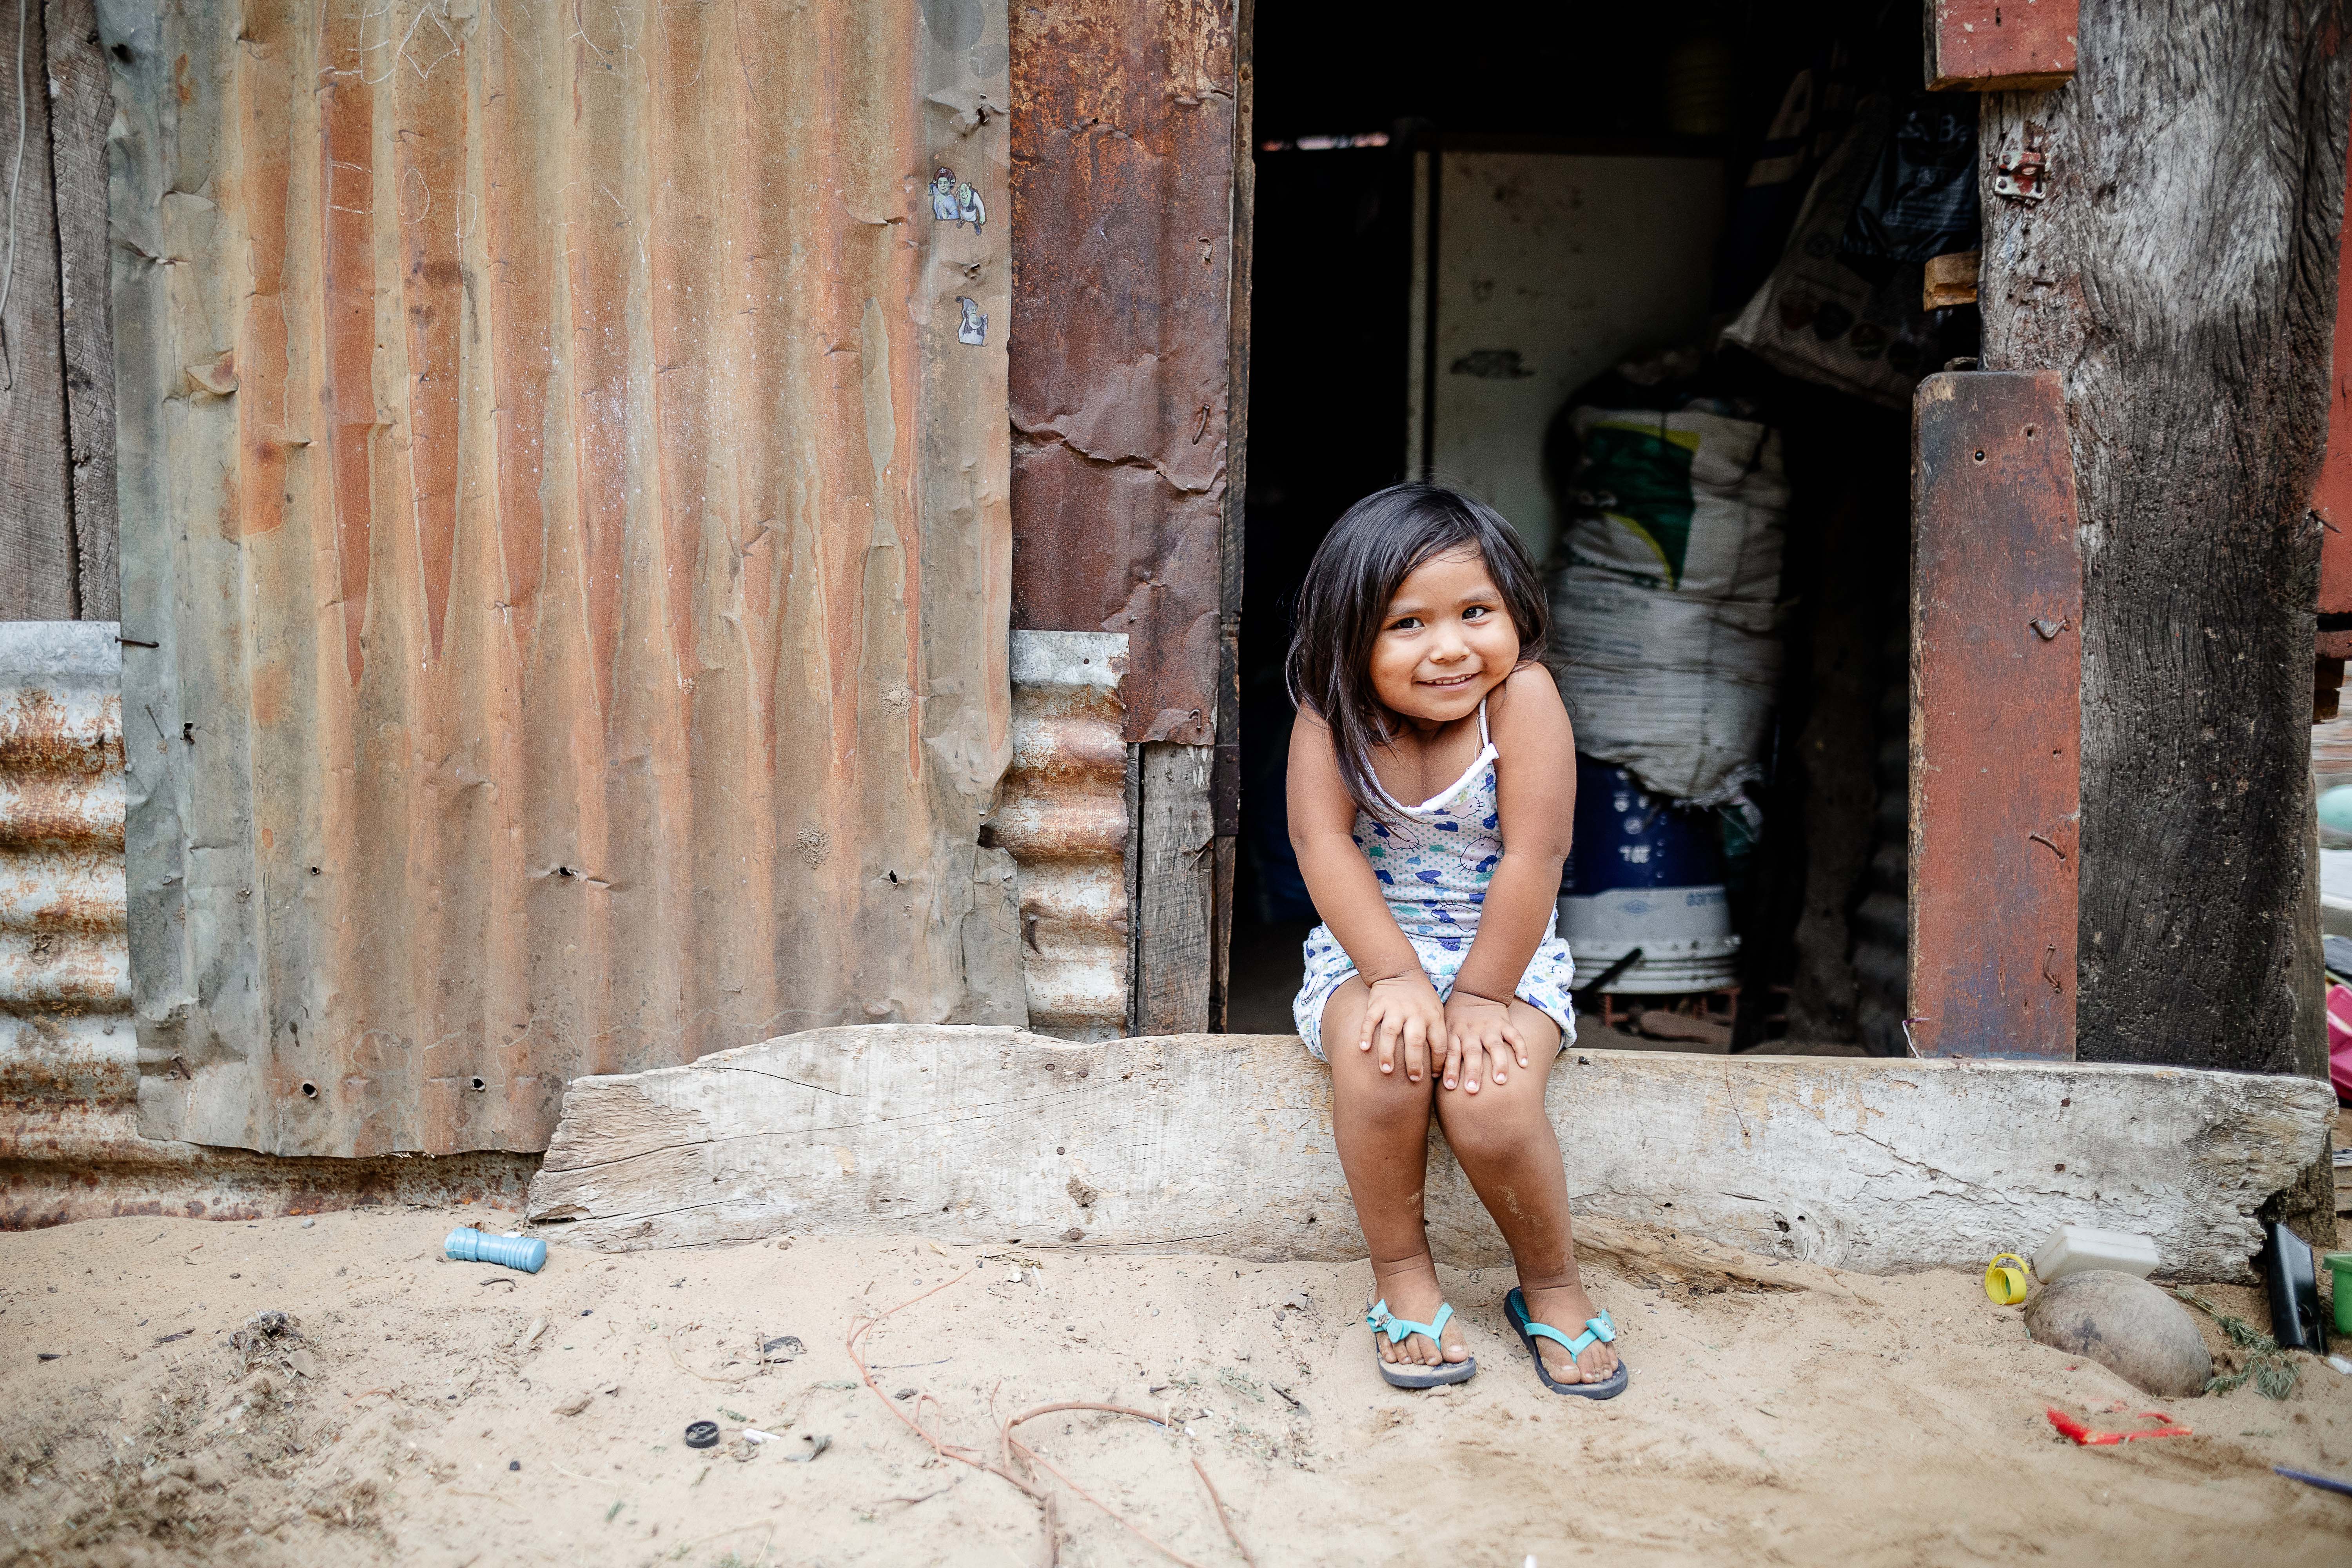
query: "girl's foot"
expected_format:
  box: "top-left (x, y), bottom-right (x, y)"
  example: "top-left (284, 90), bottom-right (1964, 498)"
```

top-left (1370, 1255), bottom-right (1471, 1370)
top-left (1517, 1276), bottom-right (1621, 1385)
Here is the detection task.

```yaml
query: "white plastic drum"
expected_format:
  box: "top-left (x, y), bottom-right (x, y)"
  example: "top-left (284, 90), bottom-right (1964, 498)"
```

top-left (1557, 884), bottom-right (1740, 993)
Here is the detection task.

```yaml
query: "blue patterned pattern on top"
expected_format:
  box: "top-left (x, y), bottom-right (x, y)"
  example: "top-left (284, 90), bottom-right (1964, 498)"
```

top-left (1292, 701), bottom-right (1578, 1060)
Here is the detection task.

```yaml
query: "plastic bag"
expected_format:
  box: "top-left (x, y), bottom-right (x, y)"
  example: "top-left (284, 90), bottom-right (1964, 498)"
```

top-left (1840, 94), bottom-right (1978, 269)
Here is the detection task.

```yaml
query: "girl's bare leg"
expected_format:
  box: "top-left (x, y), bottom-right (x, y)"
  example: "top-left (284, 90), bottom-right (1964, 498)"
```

top-left (1321, 978), bottom-right (1468, 1369)
top-left (1433, 1000), bottom-right (1620, 1385)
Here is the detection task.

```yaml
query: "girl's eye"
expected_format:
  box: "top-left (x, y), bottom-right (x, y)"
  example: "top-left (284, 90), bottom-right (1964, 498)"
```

top-left (1388, 616), bottom-right (1422, 632)
top-left (1463, 606), bottom-right (1489, 620)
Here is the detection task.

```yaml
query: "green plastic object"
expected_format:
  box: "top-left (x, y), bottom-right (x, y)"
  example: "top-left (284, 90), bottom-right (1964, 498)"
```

top-left (2318, 786), bottom-right (2352, 838)
top-left (2328, 1253), bottom-right (2352, 1335)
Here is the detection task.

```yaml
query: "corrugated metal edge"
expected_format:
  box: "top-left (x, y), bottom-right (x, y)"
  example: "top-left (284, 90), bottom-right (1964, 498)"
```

top-left (994, 631), bottom-right (1128, 1039)
top-left (2, 621), bottom-right (131, 1134)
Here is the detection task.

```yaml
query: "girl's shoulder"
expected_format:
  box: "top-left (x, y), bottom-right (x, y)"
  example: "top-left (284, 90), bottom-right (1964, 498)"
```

top-left (1486, 662), bottom-right (1569, 738)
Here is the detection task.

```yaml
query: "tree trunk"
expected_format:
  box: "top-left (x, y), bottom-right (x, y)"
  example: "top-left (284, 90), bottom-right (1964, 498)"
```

top-left (1979, 3), bottom-right (2350, 1092)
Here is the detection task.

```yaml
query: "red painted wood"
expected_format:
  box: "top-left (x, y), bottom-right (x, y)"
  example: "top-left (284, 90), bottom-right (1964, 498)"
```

top-left (1925, 0), bottom-right (2078, 92)
top-left (1910, 371), bottom-right (2082, 1058)
top-left (2316, 103), bottom-right (2352, 659)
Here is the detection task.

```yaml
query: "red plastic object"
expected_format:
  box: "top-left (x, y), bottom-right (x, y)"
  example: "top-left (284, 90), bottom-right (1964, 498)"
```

top-left (2046, 1407), bottom-right (2194, 1446)
top-left (2328, 980), bottom-right (2352, 1103)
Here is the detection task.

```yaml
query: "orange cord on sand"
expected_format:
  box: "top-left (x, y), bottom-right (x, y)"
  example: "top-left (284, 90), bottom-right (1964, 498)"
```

top-left (2045, 1406), bottom-right (2194, 1445)
top-left (846, 1271), bottom-right (1249, 1568)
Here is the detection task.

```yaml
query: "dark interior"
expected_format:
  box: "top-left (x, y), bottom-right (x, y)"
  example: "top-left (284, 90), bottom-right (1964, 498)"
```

top-left (1229, 2), bottom-right (1975, 1053)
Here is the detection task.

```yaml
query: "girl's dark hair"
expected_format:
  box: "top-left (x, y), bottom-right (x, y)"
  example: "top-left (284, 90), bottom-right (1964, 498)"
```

top-left (1285, 483), bottom-right (1548, 822)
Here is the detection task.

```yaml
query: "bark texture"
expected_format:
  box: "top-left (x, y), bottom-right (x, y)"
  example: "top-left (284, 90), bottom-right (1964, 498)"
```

top-left (1980, 2), bottom-right (2352, 1076)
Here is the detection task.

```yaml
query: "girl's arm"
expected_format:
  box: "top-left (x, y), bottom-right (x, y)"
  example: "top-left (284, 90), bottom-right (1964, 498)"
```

top-left (1442, 664), bottom-right (1576, 1089)
top-left (1287, 706), bottom-right (1448, 1079)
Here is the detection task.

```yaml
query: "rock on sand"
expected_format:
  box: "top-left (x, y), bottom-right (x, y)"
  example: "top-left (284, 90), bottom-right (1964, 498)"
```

top-left (2022, 1269), bottom-right (2213, 1397)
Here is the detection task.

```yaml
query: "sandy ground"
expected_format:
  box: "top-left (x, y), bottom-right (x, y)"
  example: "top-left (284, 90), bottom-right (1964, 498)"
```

top-left (2, 1208), bottom-right (2350, 1567)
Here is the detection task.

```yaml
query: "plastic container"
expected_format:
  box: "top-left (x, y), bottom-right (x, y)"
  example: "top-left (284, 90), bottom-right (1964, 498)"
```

top-left (2326, 1253), bottom-right (2352, 1335)
top-left (1557, 757), bottom-right (1739, 993)
top-left (2031, 1225), bottom-right (2159, 1285)
top-left (445, 1227), bottom-right (547, 1273)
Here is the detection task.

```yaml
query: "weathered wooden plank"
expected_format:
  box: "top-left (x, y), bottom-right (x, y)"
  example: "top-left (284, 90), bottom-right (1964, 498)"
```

top-left (2317, 95), bottom-right (2352, 660)
top-left (1911, 371), bottom-right (2082, 1058)
top-left (525, 1025), bottom-right (2334, 1283)
top-left (44, 0), bottom-right (116, 620)
top-left (0, 0), bottom-right (75, 618)
top-left (1979, 3), bottom-right (2345, 1087)
top-left (1135, 742), bottom-right (1214, 1033)
top-left (1924, 0), bottom-right (2077, 93)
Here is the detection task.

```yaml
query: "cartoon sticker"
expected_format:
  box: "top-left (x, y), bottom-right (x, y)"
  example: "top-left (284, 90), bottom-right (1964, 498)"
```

top-left (955, 297), bottom-right (988, 346)
top-left (929, 166), bottom-right (986, 230)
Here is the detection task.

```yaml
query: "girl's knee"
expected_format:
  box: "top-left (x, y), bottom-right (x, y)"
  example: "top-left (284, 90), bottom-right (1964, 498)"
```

top-left (1436, 1082), bottom-right (1542, 1162)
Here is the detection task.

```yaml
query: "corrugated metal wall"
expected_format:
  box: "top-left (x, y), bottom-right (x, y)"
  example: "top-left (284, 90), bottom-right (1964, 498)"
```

top-left (109, 0), bottom-right (1020, 1159)
top-left (0, 622), bottom-right (535, 1225)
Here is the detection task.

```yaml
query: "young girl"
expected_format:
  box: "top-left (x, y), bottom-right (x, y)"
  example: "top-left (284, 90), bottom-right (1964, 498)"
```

top-left (1286, 483), bottom-right (1626, 1397)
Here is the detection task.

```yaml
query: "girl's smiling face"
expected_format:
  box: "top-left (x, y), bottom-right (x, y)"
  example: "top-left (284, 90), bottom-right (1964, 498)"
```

top-left (1370, 546), bottom-right (1521, 729)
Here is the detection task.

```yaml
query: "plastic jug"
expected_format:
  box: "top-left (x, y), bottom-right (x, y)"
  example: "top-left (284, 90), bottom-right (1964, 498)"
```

top-left (2031, 1225), bottom-right (2159, 1284)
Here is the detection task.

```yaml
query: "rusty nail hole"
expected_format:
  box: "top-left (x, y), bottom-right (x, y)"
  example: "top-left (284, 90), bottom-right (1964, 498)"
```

top-left (470, 1077), bottom-right (486, 1092)
top-left (299, 1081), bottom-right (318, 1098)
top-left (309, 866), bottom-right (321, 876)
top-left (2054, 1163), bottom-right (2066, 1172)
top-left (1972, 449), bottom-right (1987, 463)
top-left (2023, 424), bottom-right (2038, 438)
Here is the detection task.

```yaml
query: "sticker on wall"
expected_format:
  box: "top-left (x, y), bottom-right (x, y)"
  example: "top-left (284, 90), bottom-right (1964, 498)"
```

top-left (930, 167), bottom-right (986, 230)
top-left (955, 297), bottom-right (988, 345)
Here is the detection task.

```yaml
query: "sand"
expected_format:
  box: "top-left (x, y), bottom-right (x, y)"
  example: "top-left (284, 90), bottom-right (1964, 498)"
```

top-left (2, 1207), bottom-right (2349, 1566)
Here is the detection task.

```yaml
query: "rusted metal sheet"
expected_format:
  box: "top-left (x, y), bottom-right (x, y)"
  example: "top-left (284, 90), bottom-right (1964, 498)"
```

top-left (1, 622), bottom-right (129, 1100)
top-left (0, 622), bottom-right (534, 1227)
top-left (2317, 104), bottom-right (2352, 661)
top-left (108, 0), bottom-right (1019, 1159)
top-left (1924, 0), bottom-right (2077, 93)
top-left (993, 632), bottom-right (1129, 1039)
top-left (1007, 0), bottom-right (1237, 747)
top-left (1910, 371), bottom-right (2082, 1058)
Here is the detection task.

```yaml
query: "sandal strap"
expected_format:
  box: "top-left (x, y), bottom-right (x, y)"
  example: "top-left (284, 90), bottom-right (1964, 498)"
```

top-left (1515, 1301), bottom-right (1618, 1357)
top-left (1365, 1299), bottom-right (1454, 1345)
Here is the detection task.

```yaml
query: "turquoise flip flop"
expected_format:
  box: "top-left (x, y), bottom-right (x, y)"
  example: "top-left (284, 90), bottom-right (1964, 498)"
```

top-left (1366, 1299), bottom-right (1476, 1388)
top-left (1504, 1287), bottom-right (1629, 1399)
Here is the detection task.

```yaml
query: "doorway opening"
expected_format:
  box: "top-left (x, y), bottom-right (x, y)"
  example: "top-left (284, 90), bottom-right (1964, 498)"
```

top-left (1228, 3), bottom-right (1978, 1056)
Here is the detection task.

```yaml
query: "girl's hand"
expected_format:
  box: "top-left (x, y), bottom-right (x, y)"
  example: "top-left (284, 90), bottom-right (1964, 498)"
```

top-left (1359, 974), bottom-right (1447, 1082)
top-left (1441, 991), bottom-right (1528, 1093)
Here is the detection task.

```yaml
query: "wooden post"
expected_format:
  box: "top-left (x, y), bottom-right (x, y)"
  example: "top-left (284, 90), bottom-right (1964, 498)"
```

top-left (1135, 744), bottom-right (1216, 1034)
top-left (1977, 2), bottom-right (2347, 1092)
